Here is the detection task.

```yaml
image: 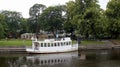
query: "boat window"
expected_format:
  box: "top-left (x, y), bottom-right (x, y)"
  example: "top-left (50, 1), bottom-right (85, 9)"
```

top-left (58, 59), bottom-right (60, 62)
top-left (44, 43), bottom-right (47, 47)
top-left (41, 60), bottom-right (43, 64)
top-left (66, 42), bottom-right (68, 45)
top-left (48, 60), bottom-right (50, 63)
top-left (55, 59), bottom-right (57, 62)
top-left (61, 42), bottom-right (63, 46)
top-left (51, 43), bottom-right (53, 47)
top-left (41, 43), bottom-right (43, 47)
top-left (64, 42), bottom-right (66, 45)
top-left (54, 43), bottom-right (57, 46)
top-left (44, 60), bottom-right (47, 64)
top-left (58, 42), bottom-right (60, 46)
top-left (48, 43), bottom-right (50, 47)
top-left (51, 60), bottom-right (53, 63)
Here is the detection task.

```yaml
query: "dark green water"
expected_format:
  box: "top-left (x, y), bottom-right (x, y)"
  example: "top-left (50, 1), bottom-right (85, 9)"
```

top-left (0, 50), bottom-right (120, 67)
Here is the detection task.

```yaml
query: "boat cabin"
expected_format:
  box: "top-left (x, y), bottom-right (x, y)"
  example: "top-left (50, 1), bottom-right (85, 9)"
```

top-left (33, 38), bottom-right (72, 49)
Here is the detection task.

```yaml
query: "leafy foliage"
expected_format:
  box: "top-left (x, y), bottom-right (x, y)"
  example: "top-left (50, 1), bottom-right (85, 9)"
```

top-left (0, 1), bottom-right (120, 39)
top-left (65, 0), bottom-right (104, 39)
top-left (106, 0), bottom-right (120, 38)
top-left (39, 5), bottom-right (65, 37)
top-left (0, 14), bottom-right (6, 39)
top-left (29, 4), bottom-right (46, 34)
top-left (0, 10), bottom-right (23, 38)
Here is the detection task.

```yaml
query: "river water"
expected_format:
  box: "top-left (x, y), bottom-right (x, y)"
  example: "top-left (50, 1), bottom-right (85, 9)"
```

top-left (0, 49), bottom-right (120, 67)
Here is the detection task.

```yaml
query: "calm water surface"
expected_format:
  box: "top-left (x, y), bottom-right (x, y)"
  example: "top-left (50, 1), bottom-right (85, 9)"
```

top-left (0, 50), bottom-right (120, 67)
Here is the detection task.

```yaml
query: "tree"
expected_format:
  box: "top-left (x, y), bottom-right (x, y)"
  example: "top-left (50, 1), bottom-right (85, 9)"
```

top-left (64, 1), bottom-right (79, 39)
top-left (20, 18), bottom-right (29, 33)
top-left (0, 14), bottom-right (6, 38)
top-left (105, 0), bottom-right (120, 38)
top-left (66, 0), bottom-right (84, 28)
top-left (29, 4), bottom-right (46, 17)
top-left (82, 7), bottom-right (103, 39)
top-left (0, 24), bottom-right (4, 38)
top-left (29, 4), bottom-right (46, 37)
top-left (40, 5), bottom-right (65, 37)
top-left (1, 10), bottom-right (23, 38)
top-left (66, 0), bottom-right (102, 39)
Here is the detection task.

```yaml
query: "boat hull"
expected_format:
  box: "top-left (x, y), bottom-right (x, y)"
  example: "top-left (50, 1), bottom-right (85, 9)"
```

top-left (26, 49), bottom-right (78, 54)
top-left (26, 45), bottom-right (78, 54)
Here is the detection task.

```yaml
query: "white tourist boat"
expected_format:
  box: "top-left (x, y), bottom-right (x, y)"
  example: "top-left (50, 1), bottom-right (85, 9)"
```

top-left (26, 37), bottom-right (78, 53)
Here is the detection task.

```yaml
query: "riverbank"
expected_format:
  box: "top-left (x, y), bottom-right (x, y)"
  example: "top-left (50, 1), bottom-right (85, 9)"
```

top-left (0, 45), bottom-right (120, 53)
top-left (0, 39), bottom-right (32, 46)
top-left (0, 39), bottom-right (106, 46)
top-left (0, 40), bottom-right (120, 53)
top-left (0, 46), bottom-right (26, 53)
top-left (79, 40), bottom-right (120, 50)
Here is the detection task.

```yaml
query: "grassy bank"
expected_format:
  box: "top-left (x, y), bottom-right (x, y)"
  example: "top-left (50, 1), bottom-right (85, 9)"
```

top-left (73, 40), bottom-right (106, 45)
top-left (0, 39), bottom-right (32, 46)
top-left (81, 40), bottom-right (106, 45)
top-left (0, 39), bottom-right (106, 46)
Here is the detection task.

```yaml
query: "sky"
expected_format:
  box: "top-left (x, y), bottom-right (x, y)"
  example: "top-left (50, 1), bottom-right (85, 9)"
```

top-left (0, 0), bottom-right (109, 18)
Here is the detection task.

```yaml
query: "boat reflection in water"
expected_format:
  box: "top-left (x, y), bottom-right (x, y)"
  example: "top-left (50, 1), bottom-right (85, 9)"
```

top-left (26, 51), bottom-right (78, 66)
top-left (3, 50), bottom-right (120, 67)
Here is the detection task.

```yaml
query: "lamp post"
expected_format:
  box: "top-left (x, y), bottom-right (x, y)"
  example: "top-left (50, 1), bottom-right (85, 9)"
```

top-left (36, 13), bottom-right (39, 39)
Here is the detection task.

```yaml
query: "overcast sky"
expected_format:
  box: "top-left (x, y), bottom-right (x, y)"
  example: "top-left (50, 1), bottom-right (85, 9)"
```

top-left (0, 0), bottom-right (109, 18)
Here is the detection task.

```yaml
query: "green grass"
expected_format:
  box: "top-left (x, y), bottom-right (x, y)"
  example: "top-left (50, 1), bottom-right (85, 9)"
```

top-left (0, 39), bottom-right (32, 46)
top-left (81, 40), bottom-right (106, 45)
top-left (0, 39), bottom-right (106, 46)
top-left (73, 40), bottom-right (106, 45)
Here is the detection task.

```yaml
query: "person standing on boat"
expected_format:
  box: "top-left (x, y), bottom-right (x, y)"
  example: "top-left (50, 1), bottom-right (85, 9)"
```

top-left (56, 34), bottom-right (59, 40)
top-left (56, 34), bottom-right (58, 38)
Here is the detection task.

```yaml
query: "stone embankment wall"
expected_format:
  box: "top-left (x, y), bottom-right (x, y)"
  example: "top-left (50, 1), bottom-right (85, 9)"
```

top-left (0, 46), bottom-right (26, 53)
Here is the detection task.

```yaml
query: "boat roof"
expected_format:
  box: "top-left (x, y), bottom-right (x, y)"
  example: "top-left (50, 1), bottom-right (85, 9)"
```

top-left (34, 37), bottom-right (71, 43)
